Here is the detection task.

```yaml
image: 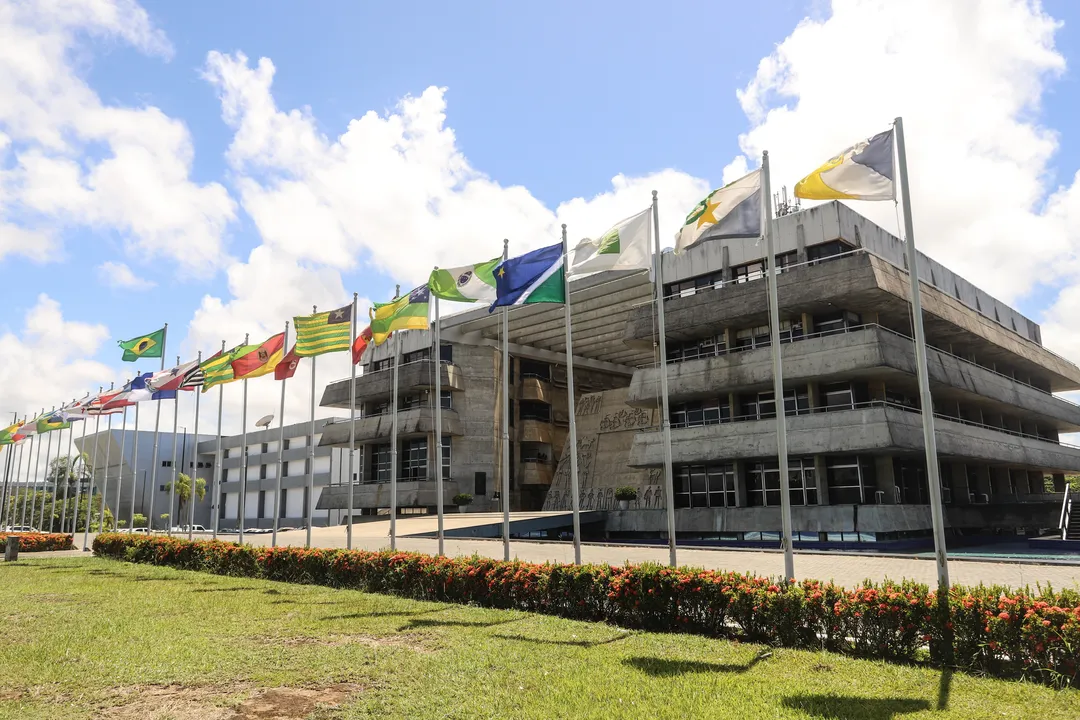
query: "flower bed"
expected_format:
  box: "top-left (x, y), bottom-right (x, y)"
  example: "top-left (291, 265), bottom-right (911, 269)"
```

top-left (92, 533), bottom-right (1080, 686)
top-left (1, 532), bottom-right (75, 552)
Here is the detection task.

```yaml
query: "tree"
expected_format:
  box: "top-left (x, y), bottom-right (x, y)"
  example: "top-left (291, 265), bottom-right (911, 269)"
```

top-left (163, 473), bottom-right (207, 522)
top-left (132, 513), bottom-right (147, 529)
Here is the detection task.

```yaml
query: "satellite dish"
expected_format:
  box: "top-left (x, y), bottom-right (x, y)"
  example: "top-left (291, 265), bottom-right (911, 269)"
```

top-left (255, 414), bottom-right (274, 428)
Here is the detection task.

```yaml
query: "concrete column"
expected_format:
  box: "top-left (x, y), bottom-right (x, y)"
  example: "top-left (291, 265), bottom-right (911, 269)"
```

top-left (721, 245), bottom-right (731, 282)
top-left (1030, 471), bottom-right (1047, 494)
top-left (874, 456), bottom-right (897, 504)
top-left (950, 462), bottom-right (970, 505)
top-left (814, 455), bottom-right (829, 505)
top-left (807, 382), bottom-right (820, 410)
top-left (728, 391), bottom-right (738, 420)
top-left (722, 328), bottom-right (733, 353)
top-left (989, 466), bottom-right (1012, 502)
top-left (802, 312), bottom-right (814, 335)
top-left (1053, 473), bottom-right (1067, 492)
top-left (733, 460), bottom-right (748, 507)
top-left (796, 224), bottom-right (807, 264)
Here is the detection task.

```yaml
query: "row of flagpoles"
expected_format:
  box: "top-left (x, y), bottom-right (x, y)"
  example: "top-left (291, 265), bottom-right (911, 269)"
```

top-left (0, 118), bottom-right (950, 600)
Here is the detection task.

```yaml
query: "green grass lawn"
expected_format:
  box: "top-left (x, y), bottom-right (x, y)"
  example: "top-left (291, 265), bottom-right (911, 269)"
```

top-left (1, 558), bottom-right (1079, 719)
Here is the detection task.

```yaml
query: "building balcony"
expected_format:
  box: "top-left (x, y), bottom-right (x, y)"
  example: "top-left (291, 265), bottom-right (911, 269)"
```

top-left (519, 461), bottom-right (554, 486)
top-left (627, 402), bottom-right (1080, 473)
top-left (316, 479), bottom-right (461, 510)
top-left (627, 325), bottom-right (1080, 431)
top-left (317, 408), bottom-right (463, 447)
top-left (320, 360), bottom-right (464, 408)
top-left (518, 418), bottom-right (555, 443)
top-left (520, 376), bottom-right (552, 402)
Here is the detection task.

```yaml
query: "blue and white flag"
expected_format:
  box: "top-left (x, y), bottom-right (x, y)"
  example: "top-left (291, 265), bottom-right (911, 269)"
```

top-left (490, 242), bottom-right (566, 312)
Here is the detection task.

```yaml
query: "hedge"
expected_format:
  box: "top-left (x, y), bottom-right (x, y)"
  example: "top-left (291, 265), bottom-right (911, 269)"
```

top-left (92, 533), bottom-right (1080, 686)
top-left (1, 532), bottom-right (74, 552)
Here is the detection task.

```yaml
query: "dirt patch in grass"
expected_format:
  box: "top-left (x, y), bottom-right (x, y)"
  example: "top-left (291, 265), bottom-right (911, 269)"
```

top-left (100, 683), bottom-right (362, 720)
top-left (251, 632), bottom-right (435, 652)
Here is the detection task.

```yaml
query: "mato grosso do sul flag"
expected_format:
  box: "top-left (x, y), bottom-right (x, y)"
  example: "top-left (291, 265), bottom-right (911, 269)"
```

top-left (118, 326), bottom-right (166, 361)
top-left (490, 242), bottom-right (565, 311)
top-left (293, 304), bottom-right (353, 357)
top-left (794, 129), bottom-right (895, 201)
top-left (674, 168), bottom-right (761, 253)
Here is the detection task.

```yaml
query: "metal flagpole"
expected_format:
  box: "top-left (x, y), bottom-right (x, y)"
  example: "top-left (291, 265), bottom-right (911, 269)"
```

top-left (560, 226), bottom-right (583, 565)
top-left (347, 293), bottom-right (358, 549)
top-left (20, 419), bottom-right (39, 526)
top-left (38, 413), bottom-right (56, 531)
top-left (99, 392), bottom-right (115, 533)
top-left (238, 336), bottom-right (250, 545)
top-left (306, 306), bottom-right (318, 550)
top-left (390, 327), bottom-right (400, 551)
top-left (48, 415), bottom-right (69, 530)
top-left (83, 400), bottom-right (102, 550)
top-left (114, 405), bottom-right (128, 532)
top-left (148, 323), bottom-right (168, 533)
top-left (212, 340), bottom-right (226, 540)
top-left (61, 414), bottom-right (75, 532)
top-left (651, 191), bottom-right (678, 567)
top-left (0, 420), bottom-right (14, 527)
top-left (188, 352), bottom-right (202, 541)
top-left (11, 431), bottom-right (26, 528)
top-left (272, 323), bottom-right (289, 548)
top-left (895, 116), bottom-right (950, 595)
top-left (432, 278), bottom-right (445, 556)
top-left (29, 419), bottom-right (45, 528)
top-left (500, 240), bottom-right (511, 562)
top-left (72, 413), bottom-right (88, 537)
top-left (762, 151), bottom-right (796, 581)
top-left (167, 356), bottom-right (181, 536)
top-left (128, 402), bottom-right (140, 531)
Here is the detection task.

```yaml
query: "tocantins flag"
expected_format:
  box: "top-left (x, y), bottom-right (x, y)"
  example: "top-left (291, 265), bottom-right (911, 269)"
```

top-left (429, 258), bottom-right (500, 303)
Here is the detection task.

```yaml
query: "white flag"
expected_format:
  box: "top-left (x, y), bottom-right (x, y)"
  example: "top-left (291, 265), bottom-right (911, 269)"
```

top-left (569, 207), bottom-right (652, 276)
top-left (675, 169), bottom-right (761, 253)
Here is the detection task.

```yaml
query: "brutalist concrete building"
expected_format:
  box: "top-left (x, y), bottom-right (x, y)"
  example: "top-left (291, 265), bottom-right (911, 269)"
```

top-left (321, 201), bottom-right (1080, 545)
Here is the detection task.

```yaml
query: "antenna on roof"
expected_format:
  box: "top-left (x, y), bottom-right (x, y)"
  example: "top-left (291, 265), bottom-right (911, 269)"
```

top-left (774, 186), bottom-right (801, 217)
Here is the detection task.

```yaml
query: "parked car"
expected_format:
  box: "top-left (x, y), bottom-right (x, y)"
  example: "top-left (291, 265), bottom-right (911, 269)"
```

top-left (3, 525), bottom-right (37, 533)
top-left (170, 525), bottom-right (207, 533)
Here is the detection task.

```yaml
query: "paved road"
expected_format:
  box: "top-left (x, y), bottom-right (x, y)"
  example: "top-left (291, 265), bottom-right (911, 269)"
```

top-left (52, 513), bottom-right (1080, 590)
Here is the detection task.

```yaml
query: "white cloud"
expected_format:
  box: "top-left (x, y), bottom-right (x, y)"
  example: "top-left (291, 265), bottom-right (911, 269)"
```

top-left (96, 260), bottom-right (155, 290)
top-left (0, 0), bottom-right (236, 273)
top-left (727, 0), bottom-right (1077, 312)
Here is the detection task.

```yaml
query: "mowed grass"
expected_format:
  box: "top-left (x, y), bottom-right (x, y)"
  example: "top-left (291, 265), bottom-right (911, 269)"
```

top-left (1, 559), bottom-right (1079, 720)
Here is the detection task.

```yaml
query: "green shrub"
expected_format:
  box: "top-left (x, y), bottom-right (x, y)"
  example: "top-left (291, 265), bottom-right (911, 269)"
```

top-left (614, 486), bottom-right (638, 501)
top-left (452, 493), bottom-right (473, 506)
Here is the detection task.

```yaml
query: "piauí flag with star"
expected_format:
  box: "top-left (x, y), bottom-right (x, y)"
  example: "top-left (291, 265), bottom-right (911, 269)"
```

top-left (429, 259), bottom-right (500, 303)
top-left (794, 128), bottom-right (895, 201)
top-left (232, 332), bottom-right (286, 379)
top-left (371, 286), bottom-right (430, 346)
top-left (674, 168), bottom-right (761, 253)
top-left (201, 346), bottom-right (240, 392)
top-left (569, 206), bottom-right (652, 276)
top-left (294, 304), bottom-right (352, 357)
top-left (118, 327), bottom-right (165, 361)
top-left (490, 242), bottom-right (565, 312)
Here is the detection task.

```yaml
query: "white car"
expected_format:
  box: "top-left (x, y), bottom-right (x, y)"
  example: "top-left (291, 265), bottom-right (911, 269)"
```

top-left (3, 525), bottom-right (37, 533)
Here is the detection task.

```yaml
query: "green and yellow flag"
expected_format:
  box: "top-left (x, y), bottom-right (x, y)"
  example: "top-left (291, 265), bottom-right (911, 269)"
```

top-left (200, 346), bottom-right (239, 392)
top-left (370, 286), bottom-right (430, 345)
top-left (294, 304), bottom-right (352, 357)
top-left (36, 414), bottom-right (70, 433)
top-left (118, 327), bottom-right (166, 361)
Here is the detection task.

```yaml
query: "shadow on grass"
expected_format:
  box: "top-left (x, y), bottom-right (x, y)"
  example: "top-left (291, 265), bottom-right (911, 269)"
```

top-left (399, 616), bottom-right (525, 632)
top-left (782, 695), bottom-right (931, 720)
top-left (937, 668), bottom-right (952, 711)
top-left (190, 586), bottom-right (263, 593)
top-left (322, 607), bottom-right (450, 622)
top-left (624, 652), bottom-right (769, 677)
top-left (493, 631), bottom-right (630, 648)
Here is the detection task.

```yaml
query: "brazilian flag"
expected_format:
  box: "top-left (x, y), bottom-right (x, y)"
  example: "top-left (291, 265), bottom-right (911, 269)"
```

top-left (118, 327), bottom-right (166, 362)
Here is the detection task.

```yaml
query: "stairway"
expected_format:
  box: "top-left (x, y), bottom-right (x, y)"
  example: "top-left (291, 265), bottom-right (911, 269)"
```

top-left (1067, 508), bottom-right (1080, 541)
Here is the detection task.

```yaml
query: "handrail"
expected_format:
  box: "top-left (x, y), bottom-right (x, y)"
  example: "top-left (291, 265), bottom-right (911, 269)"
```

top-left (1060, 486), bottom-right (1071, 540)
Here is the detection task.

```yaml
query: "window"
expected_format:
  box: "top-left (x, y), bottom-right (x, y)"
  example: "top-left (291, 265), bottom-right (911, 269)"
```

top-left (667, 334), bottom-right (727, 362)
top-left (399, 394), bottom-right (423, 411)
top-left (806, 240), bottom-right (852, 263)
top-left (223, 448), bottom-right (230, 460)
top-left (261, 442), bottom-right (268, 454)
top-left (520, 359), bottom-right (551, 380)
top-left (519, 442), bottom-right (551, 463)
top-left (788, 458), bottom-right (818, 506)
top-left (733, 325), bottom-right (771, 351)
top-left (670, 398), bottom-right (730, 428)
top-left (280, 489), bottom-right (287, 518)
top-left (403, 347), bottom-right (431, 364)
top-left (827, 456), bottom-right (875, 505)
top-left (731, 261), bottom-right (765, 283)
top-left (259, 464), bottom-right (267, 480)
top-left (813, 310), bottom-right (862, 336)
top-left (747, 461), bottom-right (781, 507)
top-left (820, 382), bottom-right (855, 410)
top-left (371, 443), bottom-right (391, 482)
top-left (441, 436), bottom-right (451, 479)
top-left (370, 357), bottom-right (394, 372)
top-left (283, 438), bottom-right (290, 451)
top-left (401, 438), bottom-right (427, 480)
top-left (519, 400), bottom-right (551, 422)
top-left (257, 490), bottom-right (266, 519)
top-left (783, 388), bottom-right (811, 416)
top-left (674, 464), bottom-right (736, 508)
top-left (162, 460), bottom-right (172, 468)
top-left (742, 392), bottom-right (776, 420)
top-left (772, 250), bottom-right (797, 271)
top-left (369, 400), bottom-right (391, 417)
top-left (779, 319), bottom-right (804, 343)
top-left (439, 343), bottom-right (453, 363)
top-left (664, 271), bottom-right (724, 299)
top-left (281, 461), bottom-right (289, 478)
top-left (441, 391), bottom-right (453, 410)
top-left (219, 492), bottom-right (226, 519)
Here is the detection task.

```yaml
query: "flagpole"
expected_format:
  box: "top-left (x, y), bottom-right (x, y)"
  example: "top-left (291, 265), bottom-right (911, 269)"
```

top-left (39, 412), bottom-right (56, 530)
top-left (212, 340), bottom-right (226, 540)
top-left (432, 276), bottom-right (445, 556)
top-left (83, 398), bottom-right (101, 550)
top-left (559, 226), bottom-right (584, 565)
top-left (306, 306), bottom-right (317, 550)
top-left (49, 414), bottom-right (69, 530)
top-left (188, 352), bottom-right (202, 541)
top-left (128, 401), bottom-right (140, 531)
top-left (29, 419), bottom-right (45, 528)
top-left (390, 291), bottom-right (400, 551)
top-left (0, 420), bottom-right (14, 527)
top-left (113, 404), bottom-right (128, 533)
top-left (894, 116), bottom-right (950, 599)
top-left (348, 293), bottom-right (358, 550)
top-left (166, 356), bottom-right (182, 536)
top-left (760, 151), bottom-right (796, 581)
top-left (238, 336), bottom-right (250, 546)
top-left (20, 419), bottom-right (39, 527)
top-left (148, 323), bottom-right (168, 533)
top-left (272, 323), bottom-right (289, 548)
top-left (99, 389), bottom-right (115, 533)
top-left (649, 191), bottom-right (679, 567)
top-left (60, 416), bottom-right (74, 531)
top-left (72, 412), bottom-right (87, 537)
top-left (11, 431), bottom-right (26, 528)
top-left (499, 240), bottom-right (512, 562)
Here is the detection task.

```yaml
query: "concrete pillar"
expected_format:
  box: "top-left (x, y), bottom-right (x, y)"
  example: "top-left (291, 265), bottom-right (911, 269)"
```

top-left (796, 224), bottom-right (807, 264)
top-left (950, 462), bottom-right (970, 505)
top-left (1031, 471), bottom-right (1047, 494)
top-left (721, 245), bottom-right (731, 282)
top-left (733, 460), bottom-right (748, 507)
top-left (722, 328), bottom-right (733, 353)
top-left (814, 455), bottom-right (829, 505)
top-left (728, 391), bottom-right (738, 420)
top-left (4, 536), bottom-right (18, 562)
top-left (989, 467), bottom-right (1012, 502)
top-left (807, 382), bottom-right (820, 410)
top-left (802, 312), bottom-right (814, 335)
top-left (1053, 473), bottom-right (1067, 492)
top-left (874, 456), bottom-right (897, 504)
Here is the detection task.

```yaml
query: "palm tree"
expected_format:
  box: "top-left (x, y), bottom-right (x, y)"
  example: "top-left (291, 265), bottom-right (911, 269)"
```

top-left (163, 473), bottom-right (207, 526)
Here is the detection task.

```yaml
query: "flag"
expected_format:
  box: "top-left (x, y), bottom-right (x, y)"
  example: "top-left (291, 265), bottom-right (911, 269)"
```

top-left (674, 169), bottom-right (762, 253)
top-left (179, 363), bottom-right (205, 390)
top-left (352, 325), bottom-right (374, 365)
top-left (569, 207), bottom-right (652, 276)
top-left (429, 259), bottom-right (500, 303)
top-left (275, 345), bottom-right (302, 381)
top-left (231, 332), bottom-right (286, 379)
top-left (0, 422), bottom-right (25, 445)
top-left (118, 327), bottom-right (166, 361)
top-left (371, 286), bottom-right (430, 345)
top-left (36, 413), bottom-right (70, 433)
top-left (86, 392), bottom-right (126, 415)
top-left (294, 304), bottom-right (352, 357)
top-left (201, 347), bottom-right (239, 392)
top-left (490, 242), bottom-right (565, 311)
top-left (147, 360), bottom-right (198, 399)
top-left (794, 129), bottom-right (895, 201)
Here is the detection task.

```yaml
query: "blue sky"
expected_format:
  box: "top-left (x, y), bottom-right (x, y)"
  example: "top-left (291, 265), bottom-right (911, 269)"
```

top-left (4, 0), bottom-right (1080, 427)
